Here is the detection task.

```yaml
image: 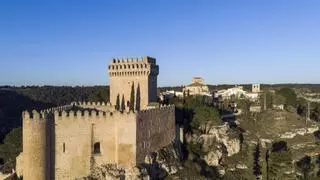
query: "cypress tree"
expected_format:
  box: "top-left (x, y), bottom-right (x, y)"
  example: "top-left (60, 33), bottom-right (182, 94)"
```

top-left (121, 94), bottom-right (125, 112)
top-left (129, 82), bottom-right (135, 111)
top-left (136, 84), bottom-right (141, 111)
top-left (253, 141), bottom-right (262, 178)
top-left (115, 94), bottom-right (120, 111)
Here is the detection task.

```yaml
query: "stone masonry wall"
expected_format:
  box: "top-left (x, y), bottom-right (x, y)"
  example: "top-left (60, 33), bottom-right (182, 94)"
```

top-left (136, 105), bottom-right (176, 163)
top-left (54, 109), bottom-right (137, 179)
top-left (20, 108), bottom-right (138, 180)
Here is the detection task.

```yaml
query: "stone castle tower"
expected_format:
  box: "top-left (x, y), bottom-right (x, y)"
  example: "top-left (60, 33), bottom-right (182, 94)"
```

top-left (108, 56), bottom-right (159, 109)
top-left (16, 56), bottom-right (176, 180)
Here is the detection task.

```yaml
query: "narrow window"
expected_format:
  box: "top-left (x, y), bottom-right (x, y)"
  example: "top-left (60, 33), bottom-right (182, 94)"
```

top-left (94, 142), bottom-right (101, 154)
top-left (63, 143), bottom-right (65, 153)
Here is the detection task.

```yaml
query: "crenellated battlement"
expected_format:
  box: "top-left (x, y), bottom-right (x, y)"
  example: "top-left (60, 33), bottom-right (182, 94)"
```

top-left (23, 110), bottom-right (46, 120)
top-left (75, 101), bottom-right (112, 107)
top-left (108, 56), bottom-right (159, 77)
top-left (75, 101), bottom-right (115, 112)
top-left (40, 104), bottom-right (74, 114)
top-left (23, 108), bottom-right (136, 123)
top-left (110, 56), bottom-right (156, 65)
top-left (139, 104), bottom-right (175, 116)
top-left (54, 109), bottom-right (113, 119)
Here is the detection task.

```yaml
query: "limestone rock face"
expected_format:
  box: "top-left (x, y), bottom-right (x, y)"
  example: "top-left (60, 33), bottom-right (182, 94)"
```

top-left (222, 138), bottom-right (241, 156)
top-left (280, 126), bottom-right (319, 139)
top-left (186, 124), bottom-right (241, 167)
top-left (86, 143), bottom-right (181, 180)
top-left (204, 150), bottom-right (223, 166)
top-left (236, 164), bottom-right (248, 170)
top-left (144, 143), bottom-right (182, 177)
top-left (87, 164), bottom-right (149, 180)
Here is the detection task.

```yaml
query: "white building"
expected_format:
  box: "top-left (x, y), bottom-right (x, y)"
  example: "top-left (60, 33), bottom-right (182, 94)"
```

top-left (215, 85), bottom-right (246, 100)
top-left (215, 85), bottom-right (259, 101)
top-left (159, 90), bottom-right (184, 101)
top-left (252, 84), bottom-right (261, 93)
top-left (183, 77), bottom-right (210, 96)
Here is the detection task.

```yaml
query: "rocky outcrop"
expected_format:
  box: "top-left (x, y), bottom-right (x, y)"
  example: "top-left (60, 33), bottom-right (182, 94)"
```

top-left (86, 143), bottom-right (182, 180)
top-left (86, 164), bottom-right (149, 180)
top-left (186, 124), bottom-right (241, 168)
top-left (280, 126), bottom-right (319, 139)
top-left (204, 151), bottom-right (223, 166)
top-left (143, 143), bottom-right (182, 178)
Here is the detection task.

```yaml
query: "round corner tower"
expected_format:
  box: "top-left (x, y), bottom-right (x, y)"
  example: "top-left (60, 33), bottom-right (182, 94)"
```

top-left (108, 56), bottom-right (159, 109)
top-left (22, 110), bottom-right (50, 180)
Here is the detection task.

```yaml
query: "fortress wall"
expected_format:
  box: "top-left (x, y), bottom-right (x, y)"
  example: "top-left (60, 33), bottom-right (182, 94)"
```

top-left (22, 110), bottom-right (51, 180)
top-left (53, 109), bottom-right (137, 178)
top-left (53, 110), bottom-right (108, 179)
top-left (91, 111), bottom-right (133, 166)
top-left (75, 101), bottom-right (115, 112)
top-left (91, 113), bottom-right (117, 166)
top-left (114, 111), bottom-right (137, 166)
top-left (136, 105), bottom-right (176, 163)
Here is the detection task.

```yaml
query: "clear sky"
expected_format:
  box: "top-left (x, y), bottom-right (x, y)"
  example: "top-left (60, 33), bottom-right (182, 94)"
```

top-left (1, 0), bottom-right (319, 86)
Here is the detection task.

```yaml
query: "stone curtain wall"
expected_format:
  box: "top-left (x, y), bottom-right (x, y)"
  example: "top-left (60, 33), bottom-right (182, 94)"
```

top-left (20, 108), bottom-right (138, 180)
top-left (54, 110), bottom-right (93, 179)
top-left (136, 105), bottom-right (176, 163)
top-left (54, 109), bottom-right (137, 178)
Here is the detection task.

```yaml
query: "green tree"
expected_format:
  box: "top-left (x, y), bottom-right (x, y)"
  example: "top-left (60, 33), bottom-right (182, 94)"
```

top-left (253, 142), bottom-right (262, 178)
top-left (316, 155), bottom-right (320, 177)
top-left (0, 128), bottom-right (22, 173)
top-left (115, 94), bottom-right (120, 111)
top-left (273, 93), bottom-right (286, 105)
top-left (191, 106), bottom-right (222, 134)
top-left (236, 99), bottom-right (253, 118)
top-left (311, 104), bottom-right (320, 122)
top-left (121, 94), bottom-right (125, 112)
top-left (135, 84), bottom-right (141, 111)
top-left (267, 141), bottom-right (294, 180)
top-left (266, 91), bottom-right (274, 109)
top-left (276, 88), bottom-right (297, 107)
top-left (297, 104), bottom-right (307, 117)
top-left (295, 155), bottom-right (314, 180)
top-left (223, 169), bottom-right (252, 180)
top-left (129, 82), bottom-right (135, 112)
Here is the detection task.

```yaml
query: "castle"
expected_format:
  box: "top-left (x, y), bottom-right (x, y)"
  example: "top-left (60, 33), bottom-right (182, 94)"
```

top-left (16, 56), bottom-right (176, 180)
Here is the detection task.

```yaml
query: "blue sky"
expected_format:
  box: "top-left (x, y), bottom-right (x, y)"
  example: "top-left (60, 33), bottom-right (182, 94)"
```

top-left (1, 0), bottom-right (320, 86)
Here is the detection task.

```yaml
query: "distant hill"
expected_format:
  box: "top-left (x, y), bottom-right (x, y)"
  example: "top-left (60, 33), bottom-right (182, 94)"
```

top-left (0, 86), bottom-right (109, 142)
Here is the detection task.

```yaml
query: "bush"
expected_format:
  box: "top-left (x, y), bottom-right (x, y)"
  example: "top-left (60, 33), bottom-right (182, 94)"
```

top-left (191, 106), bottom-right (222, 134)
top-left (0, 128), bottom-right (22, 173)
